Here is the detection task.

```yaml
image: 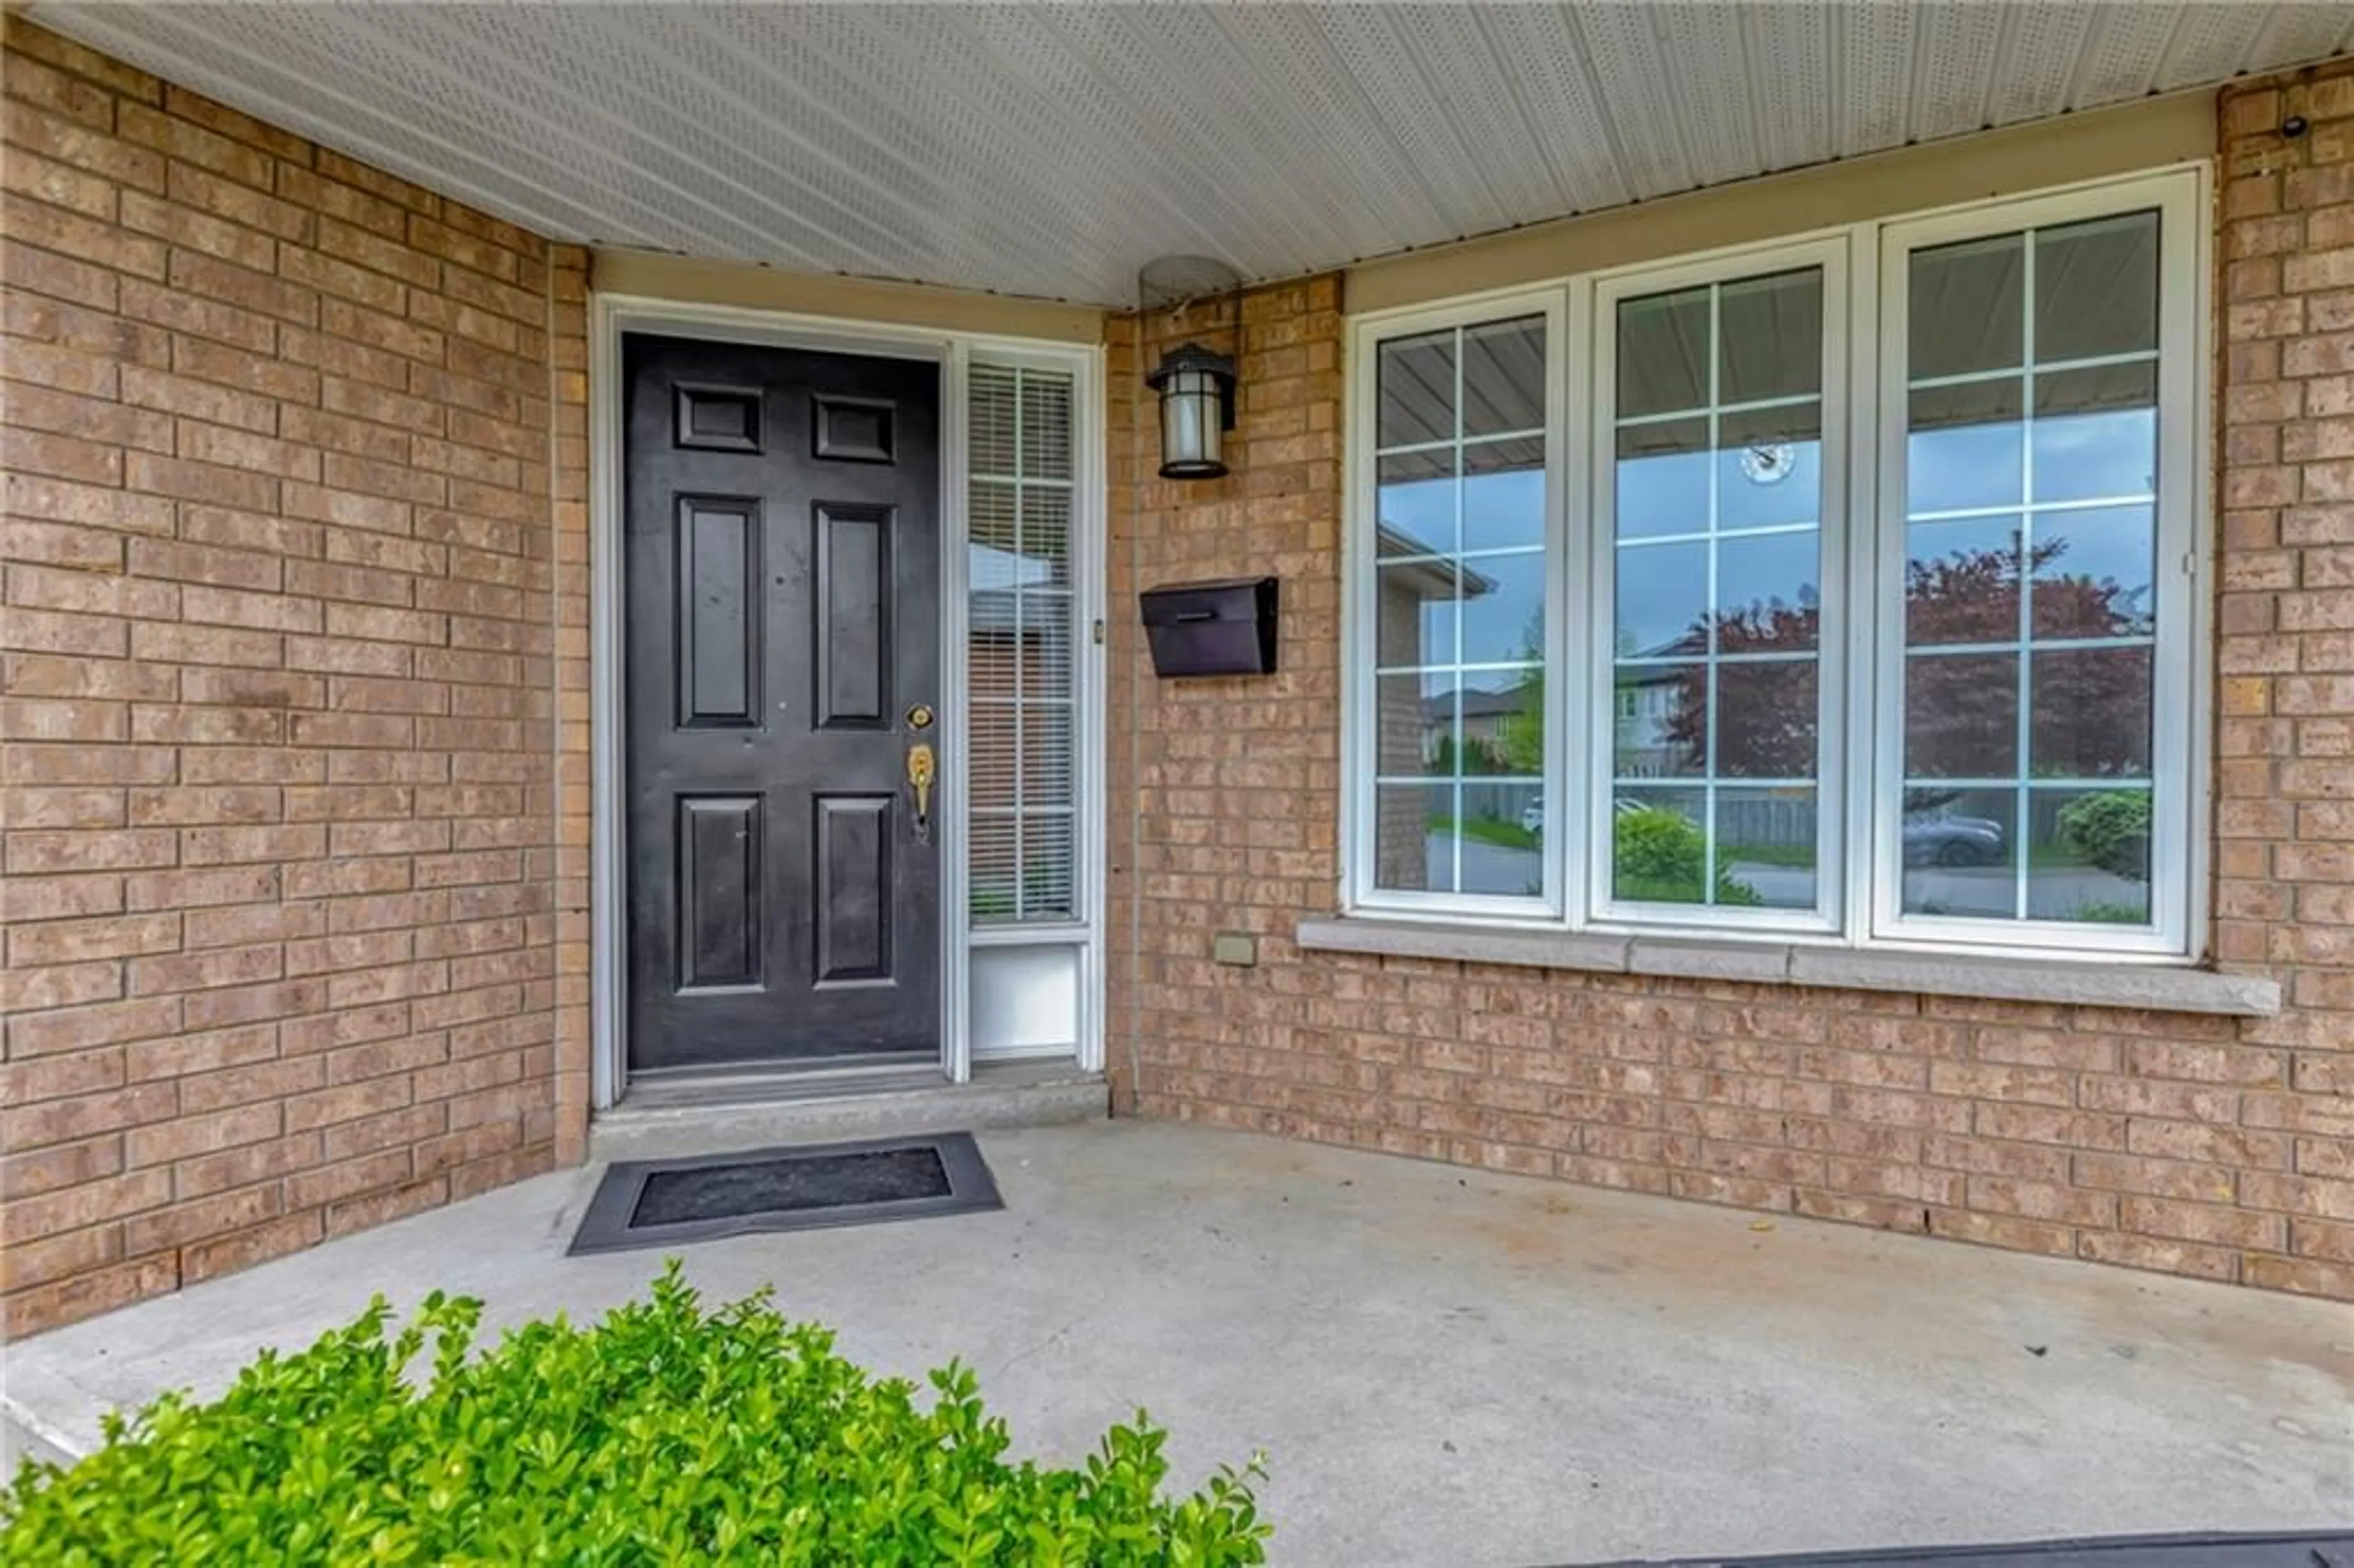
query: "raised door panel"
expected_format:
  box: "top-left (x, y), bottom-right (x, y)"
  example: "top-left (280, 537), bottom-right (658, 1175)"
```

top-left (677, 794), bottom-right (763, 992)
top-left (812, 503), bottom-right (891, 729)
top-left (813, 794), bottom-right (893, 985)
top-left (676, 497), bottom-right (761, 729)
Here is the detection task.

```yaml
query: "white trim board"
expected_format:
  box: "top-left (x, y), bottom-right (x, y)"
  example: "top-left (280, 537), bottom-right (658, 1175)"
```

top-left (587, 293), bottom-right (1107, 1110)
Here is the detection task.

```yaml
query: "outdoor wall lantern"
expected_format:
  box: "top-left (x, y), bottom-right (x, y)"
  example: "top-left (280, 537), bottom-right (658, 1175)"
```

top-left (1138, 254), bottom-right (1246, 481)
top-left (1146, 343), bottom-right (1238, 479)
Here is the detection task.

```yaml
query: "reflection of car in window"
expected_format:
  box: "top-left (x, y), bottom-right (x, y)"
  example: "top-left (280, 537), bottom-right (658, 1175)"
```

top-left (1523, 796), bottom-right (1651, 839)
top-left (1902, 810), bottom-right (2006, 867)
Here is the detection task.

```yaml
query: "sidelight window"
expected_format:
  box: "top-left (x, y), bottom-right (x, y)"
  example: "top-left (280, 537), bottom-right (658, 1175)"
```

top-left (968, 363), bottom-right (1077, 925)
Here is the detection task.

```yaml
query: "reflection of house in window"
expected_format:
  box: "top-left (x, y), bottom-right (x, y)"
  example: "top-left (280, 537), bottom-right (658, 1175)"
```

top-left (1420, 685), bottom-right (1534, 767)
top-left (1614, 632), bottom-right (1702, 778)
top-left (1373, 520), bottom-right (1499, 888)
top-left (1615, 666), bottom-right (1682, 777)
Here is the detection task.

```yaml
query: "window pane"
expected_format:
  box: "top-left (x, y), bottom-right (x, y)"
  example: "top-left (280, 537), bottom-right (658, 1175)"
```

top-left (2029, 787), bottom-right (2152, 924)
top-left (1896, 204), bottom-right (2166, 933)
top-left (2035, 212), bottom-right (2158, 364)
top-left (1615, 541), bottom-right (1707, 657)
top-left (2031, 362), bottom-right (2156, 503)
top-left (1614, 663), bottom-right (1705, 777)
top-left (1369, 316), bottom-right (1550, 900)
top-left (1618, 287), bottom-right (1709, 417)
top-left (1459, 552), bottom-right (1546, 668)
top-left (1718, 786), bottom-right (1817, 911)
top-left (2032, 506), bottom-right (2153, 638)
top-left (1376, 672), bottom-right (1441, 774)
top-left (1900, 787), bottom-right (2018, 918)
top-left (1905, 653), bottom-right (2018, 778)
top-left (1718, 269), bottom-right (1822, 404)
top-left (1019, 485), bottom-right (1072, 587)
top-left (1905, 516), bottom-right (2021, 645)
top-left (2029, 647), bottom-right (2152, 780)
top-left (1612, 788), bottom-right (1708, 905)
top-left (1715, 531), bottom-right (1819, 652)
top-left (1374, 782), bottom-right (1447, 894)
top-left (1908, 382), bottom-right (2024, 513)
top-left (1614, 419), bottom-right (1710, 538)
top-left (1378, 330), bottom-right (1453, 447)
top-left (1608, 267), bottom-right (1827, 913)
top-left (1717, 662), bottom-right (1818, 778)
top-left (1461, 437), bottom-right (1545, 552)
top-left (1376, 560), bottom-right (1456, 668)
top-left (968, 365), bottom-right (1076, 925)
top-left (1910, 233), bottom-right (2022, 379)
top-left (1376, 449), bottom-right (1454, 557)
top-left (1717, 405), bottom-right (1821, 531)
top-left (1458, 782), bottom-right (1544, 897)
top-left (1461, 317), bottom-right (1546, 436)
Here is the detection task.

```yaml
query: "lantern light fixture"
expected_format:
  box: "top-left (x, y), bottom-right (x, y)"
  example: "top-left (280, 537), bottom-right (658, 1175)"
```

top-left (1145, 342), bottom-right (1238, 480)
top-left (1138, 254), bottom-right (1247, 482)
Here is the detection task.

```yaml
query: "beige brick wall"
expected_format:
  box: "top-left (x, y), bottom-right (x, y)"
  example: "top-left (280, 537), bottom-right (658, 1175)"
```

top-left (1, 18), bottom-right (590, 1334)
top-left (1105, 63), bottom-right (2354, 1301)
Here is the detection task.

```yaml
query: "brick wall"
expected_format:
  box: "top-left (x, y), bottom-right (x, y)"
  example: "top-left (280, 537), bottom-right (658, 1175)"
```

top-left (1, 18), bottom-right (588, 1334)
top-left (1105, 63), bottom-right (2354, 1301)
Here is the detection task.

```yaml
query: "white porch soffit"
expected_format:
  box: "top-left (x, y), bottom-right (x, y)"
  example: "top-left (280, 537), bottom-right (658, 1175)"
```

top-left (31, 3), bottom-right (2352, 308)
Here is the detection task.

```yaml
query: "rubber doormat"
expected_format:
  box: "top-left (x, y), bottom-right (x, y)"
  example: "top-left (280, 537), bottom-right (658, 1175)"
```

top-left (1567, 1531), bottom-right (2353, 1567)
top-left (568, 1133), bottom-right (1002, 1255)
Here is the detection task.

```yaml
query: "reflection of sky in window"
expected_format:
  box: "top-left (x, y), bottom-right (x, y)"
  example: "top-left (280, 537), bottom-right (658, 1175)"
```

top-left (2035, 508), bottom-right (2150, 601)
top-left (970, 541), bottom-right (1056, 589)
top-left (1378, 468), bottom-right (1542, 558)
top-left (1461, 554), bottom-right (1544, 664)
top-left (1911, 404), bottom-right (2155, 514)
top-left (1716, 440), bottom-right (1821, 530)
top-left (2032, 409), bottom-right (2155, 502)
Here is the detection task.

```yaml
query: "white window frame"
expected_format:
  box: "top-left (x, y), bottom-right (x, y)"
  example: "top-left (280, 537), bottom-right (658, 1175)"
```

top-left (1344, 287), bottom-right (1569, 922)
top-left (1339, 164), bottom-right (2211, 964)
top-left (1586, 235), bottom-right (1853, 938)
top-left (1868, 170), bottom-right (2205, 958)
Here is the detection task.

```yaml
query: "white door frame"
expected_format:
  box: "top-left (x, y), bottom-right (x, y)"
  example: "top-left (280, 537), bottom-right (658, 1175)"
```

top-left (586, 292), bottom-right (1106, 1109)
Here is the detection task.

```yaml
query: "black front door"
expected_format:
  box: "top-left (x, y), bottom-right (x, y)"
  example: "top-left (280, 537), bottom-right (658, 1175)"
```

top-left (623, 333), bottom-right (940, 1073)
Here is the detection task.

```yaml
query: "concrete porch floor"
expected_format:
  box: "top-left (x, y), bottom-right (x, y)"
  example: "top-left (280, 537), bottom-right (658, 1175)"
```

top-left (4, 1120), bottom-right (2348, 1566)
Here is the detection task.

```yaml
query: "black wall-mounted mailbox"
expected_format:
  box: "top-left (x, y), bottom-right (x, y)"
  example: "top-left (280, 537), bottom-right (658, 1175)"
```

top-left (1140, 576), bottom-right (1279, 678)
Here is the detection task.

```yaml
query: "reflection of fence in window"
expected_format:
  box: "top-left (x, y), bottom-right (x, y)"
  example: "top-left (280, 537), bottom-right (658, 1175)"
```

top-left (969, 365), bottom-right (1075, 924)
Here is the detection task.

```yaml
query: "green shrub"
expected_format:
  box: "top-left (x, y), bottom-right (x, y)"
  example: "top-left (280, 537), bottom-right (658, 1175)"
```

top-left (1612, 807), bottom-right (1764, 907)
top-left (2, 1263), bottom-right (1268, 1566)
top-left (2056, 790), bottom-right (2152, 878)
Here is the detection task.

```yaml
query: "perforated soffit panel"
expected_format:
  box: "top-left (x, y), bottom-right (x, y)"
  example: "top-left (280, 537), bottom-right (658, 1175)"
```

top-left (31, 2), bottom-right (2353, 308)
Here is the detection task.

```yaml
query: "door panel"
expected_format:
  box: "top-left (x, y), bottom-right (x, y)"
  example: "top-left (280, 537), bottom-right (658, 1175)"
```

top-left (677, 795), bottom-right (762, 991)
top-left (813, 503), bottom-right (891, 729)
top-left (624, 334), bottom-right (940, 1072)
top-left (813, 794), bottom-right (894, 984)
top-left (676, 497), bottom-right (761, 728)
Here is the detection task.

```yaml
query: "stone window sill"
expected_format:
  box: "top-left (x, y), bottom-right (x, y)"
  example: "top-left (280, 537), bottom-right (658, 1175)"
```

top-left (1292, 916), bottom-right (2282, 1018)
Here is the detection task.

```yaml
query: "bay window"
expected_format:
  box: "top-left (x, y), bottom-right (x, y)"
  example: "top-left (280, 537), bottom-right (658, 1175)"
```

top-left (1346, 169), bottom-right (2204, 958)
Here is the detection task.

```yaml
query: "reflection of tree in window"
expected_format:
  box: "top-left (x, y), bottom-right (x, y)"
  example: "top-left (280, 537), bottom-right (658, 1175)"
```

top-left (1904, 533), bottom-right (2152, 782)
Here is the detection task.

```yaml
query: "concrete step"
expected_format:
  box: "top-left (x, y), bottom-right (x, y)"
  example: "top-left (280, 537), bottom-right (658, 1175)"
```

top-left (3, 1400), bottom-right (81, 1472)
top-left (588, 1060), bottom-right (1108, 1164)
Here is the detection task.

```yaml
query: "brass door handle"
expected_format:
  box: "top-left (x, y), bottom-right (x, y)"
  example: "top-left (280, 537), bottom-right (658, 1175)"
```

top-left (906, 742), bottom-right (935, 845)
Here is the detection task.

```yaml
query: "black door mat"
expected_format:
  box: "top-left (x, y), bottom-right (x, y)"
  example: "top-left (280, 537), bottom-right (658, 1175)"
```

top-left (1569, 1530), bottom-right (2354, 1567)
top-left (568, 1133), bottom-right (1002, 1255)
